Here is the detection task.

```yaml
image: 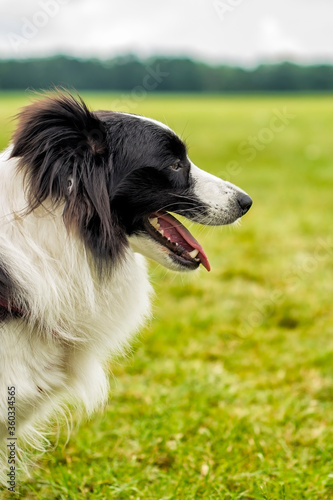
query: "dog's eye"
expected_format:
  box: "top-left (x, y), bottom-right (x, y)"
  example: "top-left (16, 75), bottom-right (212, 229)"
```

top-left (170, 164), bottom-right (181, 171)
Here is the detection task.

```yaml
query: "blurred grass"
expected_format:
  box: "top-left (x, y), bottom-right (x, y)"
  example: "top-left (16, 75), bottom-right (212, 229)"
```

top-left (1, 92), bottom-right (333, 499)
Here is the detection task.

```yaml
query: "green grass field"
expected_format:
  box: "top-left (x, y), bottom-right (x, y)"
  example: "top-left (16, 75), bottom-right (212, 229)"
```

top-left (1, 92), bottom-right (333, 499)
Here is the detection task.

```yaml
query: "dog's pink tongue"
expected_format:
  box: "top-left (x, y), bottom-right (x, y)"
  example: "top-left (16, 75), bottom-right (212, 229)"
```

top-left (157, 213), bottom-right (211, 271)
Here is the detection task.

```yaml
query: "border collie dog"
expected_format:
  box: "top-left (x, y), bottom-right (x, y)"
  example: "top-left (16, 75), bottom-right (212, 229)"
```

top-left (0, 92), bottom-right (251, 482)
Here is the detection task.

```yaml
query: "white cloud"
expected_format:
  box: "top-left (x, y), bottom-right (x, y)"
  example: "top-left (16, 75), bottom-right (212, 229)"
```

top-left (257, 17), bottom-right (303, 61)
top-left (0, 0), bottom-right (332, 64)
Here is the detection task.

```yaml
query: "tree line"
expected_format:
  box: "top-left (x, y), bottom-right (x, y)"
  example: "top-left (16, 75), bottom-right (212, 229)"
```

top-left (0, 55), bottom-right (332, 92)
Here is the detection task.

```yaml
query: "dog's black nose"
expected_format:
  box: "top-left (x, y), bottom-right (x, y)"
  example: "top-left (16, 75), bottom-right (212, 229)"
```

top-left (237, 193), bottom-right (252, 214)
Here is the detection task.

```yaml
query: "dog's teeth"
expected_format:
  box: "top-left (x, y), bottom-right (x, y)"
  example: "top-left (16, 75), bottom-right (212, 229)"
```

top-left (159, 229), bottom-right (164, 236)
top-left (149, 217), bottom-right (160, 229)
top-left (189, 249), bottom-right (199, 258)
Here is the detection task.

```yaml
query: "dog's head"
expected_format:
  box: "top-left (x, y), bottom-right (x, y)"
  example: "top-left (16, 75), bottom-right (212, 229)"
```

top-left (11, 92), bottom-right (252, 272)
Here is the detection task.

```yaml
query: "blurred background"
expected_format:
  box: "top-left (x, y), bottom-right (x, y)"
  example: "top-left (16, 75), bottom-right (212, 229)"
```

top-left (1, 1), bottom-right (333, 499)
top-left (1, 0), bottom-right (333, 91)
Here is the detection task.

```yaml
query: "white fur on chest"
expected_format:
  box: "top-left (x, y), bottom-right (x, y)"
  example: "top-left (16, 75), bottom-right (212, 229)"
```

top-left (0, 249), bottom-right (152, 457)
top-left (0, 250), bottom-right (152, 484)
top-left (0, 148), bottom-right (153, 449)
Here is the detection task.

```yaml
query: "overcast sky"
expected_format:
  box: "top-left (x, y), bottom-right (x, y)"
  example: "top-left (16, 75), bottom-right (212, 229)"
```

top-left (0, 0), bottom-right (332, 66)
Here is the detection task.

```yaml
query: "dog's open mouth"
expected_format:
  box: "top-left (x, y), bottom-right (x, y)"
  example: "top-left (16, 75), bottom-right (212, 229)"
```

top-left (143, 212), bottom-right (210, 271)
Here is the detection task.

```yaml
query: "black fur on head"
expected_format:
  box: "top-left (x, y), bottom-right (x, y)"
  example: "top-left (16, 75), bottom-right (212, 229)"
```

top-left (11, 91), bottom-right (127, 266)
top-left (10, 91), bottom-right (203, 269)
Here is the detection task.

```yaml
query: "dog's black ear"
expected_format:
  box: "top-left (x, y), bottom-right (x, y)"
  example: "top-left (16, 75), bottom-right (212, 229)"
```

top-left (11, 91), bottom-right (127, 266)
